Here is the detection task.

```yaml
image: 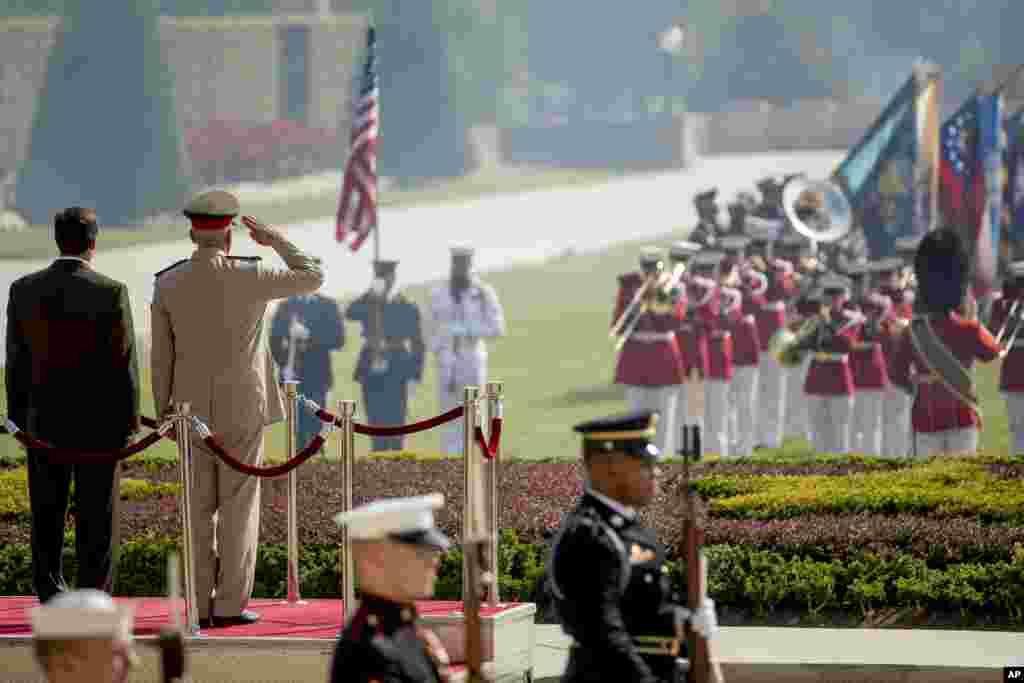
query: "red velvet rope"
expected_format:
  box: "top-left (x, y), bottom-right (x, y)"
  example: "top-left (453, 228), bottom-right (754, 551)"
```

top-left (2, 426), bottom-right (166, 465)
top-left (201, 434), bottom-right (327, 477)
top-left (473, 418), bottom-right (503, 460)
top-left (314, 406), bottom-right (465, 436)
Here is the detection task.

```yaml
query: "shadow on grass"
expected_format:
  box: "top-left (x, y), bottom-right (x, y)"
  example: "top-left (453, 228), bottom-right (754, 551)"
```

top-left (546, 383), bottom-right (626, 407)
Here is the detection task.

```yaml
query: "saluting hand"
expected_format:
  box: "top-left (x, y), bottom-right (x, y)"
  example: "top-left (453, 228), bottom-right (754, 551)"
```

top-left (241, 215), bottom-right (281, 246)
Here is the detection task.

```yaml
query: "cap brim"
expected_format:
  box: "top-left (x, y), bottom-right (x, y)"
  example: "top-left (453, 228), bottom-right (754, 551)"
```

top-left (391, 528), bottom-right (451, 551)
top-left (623, 442), bottom-right (661, 462)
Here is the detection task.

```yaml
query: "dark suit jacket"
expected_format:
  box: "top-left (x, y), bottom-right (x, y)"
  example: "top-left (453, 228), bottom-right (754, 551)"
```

top-left (269, 293), bottom-right (345, 391)
top-left (5, 259), bottom-right (140, 449)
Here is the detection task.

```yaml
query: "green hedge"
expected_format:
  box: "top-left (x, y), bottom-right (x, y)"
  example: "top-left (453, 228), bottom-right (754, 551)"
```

top-left (3, 533), bottom-right (1023, 625)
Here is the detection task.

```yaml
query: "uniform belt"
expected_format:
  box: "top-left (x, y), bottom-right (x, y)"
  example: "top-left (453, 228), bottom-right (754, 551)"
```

top-left (814, 352), bottom-right (848, 362)
top-left (710, 331), bottom-right (731, 339)
top-left (761, 301), bottom-right (785, 311)
top-left (631, 331), bottom-right (675, 342)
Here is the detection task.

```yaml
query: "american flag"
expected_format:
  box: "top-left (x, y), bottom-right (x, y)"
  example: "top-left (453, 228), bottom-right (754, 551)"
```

top-left (336, 26), bottom-right (379, 252)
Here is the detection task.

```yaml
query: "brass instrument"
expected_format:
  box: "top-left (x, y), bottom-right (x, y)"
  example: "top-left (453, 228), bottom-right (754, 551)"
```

top-left (769, 304), bottom-right (833, 367)
top-left (610, 271), bottom-right (661, 340)
top-left (782, 176), bottom-right (853, 244)
top-left (612, 263), bottom-right (687, 351)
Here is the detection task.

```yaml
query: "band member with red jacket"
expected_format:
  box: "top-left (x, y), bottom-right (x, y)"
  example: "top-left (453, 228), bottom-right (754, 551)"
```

top-left (668, 241), bottom-right (706, 446)
top-left (612, 247), bottom-right (687, 456)
top-left (796, 275), bottom-right (860, 455)
top-left (880, 237), bottom-right (919, 320)
top-left (892, 230), bottom-right (1000, 457)
top-left (847, 264), bottom-right (892, 457)
top-left (872, 256), bottom-right (913, 458)
top-left (777, 234), bottom-right (822, 443)
top-left (691, 250), bottom-right (739, 457)
top-left (726, 239), bottom-right (765, 458)
top-left (988, 262), bottom-right (1024, 455)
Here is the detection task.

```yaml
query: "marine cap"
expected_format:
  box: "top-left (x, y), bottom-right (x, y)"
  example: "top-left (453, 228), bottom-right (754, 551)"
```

top-left (669, 241), bottom-right (701, 260)
top-left (183, 190), bottom-right (240, 219)
top-left (334, 494), bottom-right (451, 551)
top-left (574, 411), bottom-right (660, 461)
top-left (31, 590), bottom-right (134, 643)
top-left (373, 260), bottom-right (399, 278)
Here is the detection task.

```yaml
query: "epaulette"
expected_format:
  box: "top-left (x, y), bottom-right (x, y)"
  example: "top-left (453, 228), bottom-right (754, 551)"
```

top-left (154, 259), bottom-right (188, 279)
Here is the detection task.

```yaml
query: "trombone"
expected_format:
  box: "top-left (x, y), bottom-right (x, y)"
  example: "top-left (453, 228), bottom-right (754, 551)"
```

top-left (996, 299), bottom-right (1024, 358)
top-left (611, 262), bottom-right (687, 351)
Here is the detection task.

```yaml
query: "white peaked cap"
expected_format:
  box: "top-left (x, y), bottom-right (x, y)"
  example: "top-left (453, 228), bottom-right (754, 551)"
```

top-left (334, 493), bottom-right (450, 549)
top-left (31, 590), bottom-right (134, 642)
top-left (669, 241), bottom-right (701, 259)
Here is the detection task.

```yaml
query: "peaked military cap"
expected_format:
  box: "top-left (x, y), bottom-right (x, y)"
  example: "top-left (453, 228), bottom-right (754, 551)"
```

top-left (695, 189), bottom-right (718, 203)
top-left (719, 235), bottom-right (750, 251)
top-left (1010, 261), bottom-right (1024, 278)
top-left (334, 493), bottom-right (451, 551)
top-left (373, 259), bottom-right (399, 278)
top-left (756, 176), bottom-right (784, 193)
top-left (450, 246), bottom-right (475, 257)
top-left (693, 250), bottom-right (725, 268)
top-left (32, 589), bottom-right (134, 642)
top-left (894, 235), bottom-right (923, 254)
top-left (871, 257), bottom-right (905, 274)
top-left (819, 274), bottom-right (851, 295)
top-left (183, 190), bottom-right (239, 218)
top-left (669, 241), bottom-right (701, 260)
top-left (639, 246), bottom-right (663, 265)
top-left (574, 411), bottom-right (660, 461)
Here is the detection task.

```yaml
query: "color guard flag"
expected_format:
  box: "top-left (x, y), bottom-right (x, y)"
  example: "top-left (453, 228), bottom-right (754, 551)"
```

top-left (336, 26), bottom-right (379, 252)
top-left (1004, 107), bottom-right (1024, 245)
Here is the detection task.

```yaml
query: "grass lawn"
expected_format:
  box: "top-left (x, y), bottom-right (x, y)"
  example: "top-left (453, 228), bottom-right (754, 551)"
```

top-left (0, 167), bottom-right (619, 260)
top-left (0, 228), bottom-right (1013, 464)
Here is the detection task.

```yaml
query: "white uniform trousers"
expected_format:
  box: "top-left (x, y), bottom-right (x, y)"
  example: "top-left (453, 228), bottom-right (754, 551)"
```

top-left (757, 353), bottom-right (787, 449)
top-left (1003, 392), bottom-right (1024, 455)
top-left (912, 427), bottom-right (979, 457)
top-left (784, 356), bottom-right (811, 441)
top-left (675, 384), bottom-right (702, 438)
top-left (851, 389), bottom-right (885, 457)
top-left (703, 379), bottom-right (731, 457)
top-left (625, 386), bottom-right (679, 456)
top-left (807, 394), bottom-right (853, 455)
top-left (729, 366), bottom-right (759, 458)
top-left (437, 349), bottom-right (487, 455)
top-left (881, 386), bottom-right (912, 458)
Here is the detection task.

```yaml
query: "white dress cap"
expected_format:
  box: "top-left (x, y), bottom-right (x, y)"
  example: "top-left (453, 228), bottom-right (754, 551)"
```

top-left (31, 589), bottom-right (134, 643)
top-left (334, 493), bottom-right (445, 541)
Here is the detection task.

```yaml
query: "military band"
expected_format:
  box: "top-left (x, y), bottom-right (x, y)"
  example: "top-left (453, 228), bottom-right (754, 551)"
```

top-left (847, 263), bottom-right (890, 457)
top-left (991, 262), bottom-right (1024, 456)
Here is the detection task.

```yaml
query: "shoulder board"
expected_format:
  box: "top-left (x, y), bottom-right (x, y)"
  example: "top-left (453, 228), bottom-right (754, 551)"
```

top-left (154, 259), bottom-right (188, 279)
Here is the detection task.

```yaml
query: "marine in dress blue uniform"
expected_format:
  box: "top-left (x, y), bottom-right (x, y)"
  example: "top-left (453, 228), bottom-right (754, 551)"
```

top-left (346, 260), bottom-right (426, 451)
top-left (547, 412), bottom-right (717, 683)
top-left (270, 292), bottom-right (345, 452)
top-left (331, 494), bottom-right (455, 683)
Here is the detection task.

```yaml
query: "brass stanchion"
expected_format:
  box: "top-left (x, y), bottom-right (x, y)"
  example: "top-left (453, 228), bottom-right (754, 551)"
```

top-left (281, 381), bottom-right (306, 605)
top-left (339, 400), bottom-right (357, 622)
top-left (461, 386), bottom-right (480, 601)
top-left (484, 381), bottom-right (503, 607)
top-left (171, 402), bottom-right (201, 634)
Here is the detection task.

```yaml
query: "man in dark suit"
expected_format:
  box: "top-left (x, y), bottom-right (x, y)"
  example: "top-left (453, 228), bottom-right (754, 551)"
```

top-left (5, 207), bottom-right (140, 603)
top-left (346, 260), bottom-right (425, 451)
top-left (270, 291), bottom-right (345, 453)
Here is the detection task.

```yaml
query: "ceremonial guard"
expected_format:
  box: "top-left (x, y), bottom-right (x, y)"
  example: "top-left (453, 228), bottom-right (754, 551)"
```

top-left (331, 494), bottom-right (454, 683)
top-left (346, 260), bottom-right (426, 451)
top-left (668, 241), bottom-right (705, 446)
top-left (612, 247), bottom-right (687, 456)
top-left (428, 247), bottom-right (506, 454)
top-left (991, 262), bottom-right (1024, 456)
top-left (755, 235), bottom-right (798, 449)
top-left (689, 189), bottom-right (721, 248)
top-left (892, 230), bottom-right (1000, 457)
top-left (791, 275), bottom-right (860, 455)
top-left (875, 254), bottom-right (914, 457)
top-left (270, 291), bottom-right (345, 452)
top-left (721, 236), bottom-right (763, 458)
top-left (31, 589), bottom-right (136, 683)
top-left (847, 263), bottom-right (891, 457)
top-left (776, 233), bottom-right (820, 443)
top-left (692, 250), bottom-right (738, 458)
top-left (546, 411), bottom-right (717, 683)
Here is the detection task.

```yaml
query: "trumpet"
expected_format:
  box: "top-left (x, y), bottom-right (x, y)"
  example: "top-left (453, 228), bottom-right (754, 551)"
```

top-left (611, 263), bottom-right (686, 351)
top-left (610, 272), bottom-right (660, 340)
top-left (996, 299), bottom-right (1024, 358)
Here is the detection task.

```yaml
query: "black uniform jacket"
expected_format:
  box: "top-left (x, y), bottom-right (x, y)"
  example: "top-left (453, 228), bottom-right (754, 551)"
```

top-left (548, 491), bottom-right (686, 683)
top-left (330, 595), bottom-right (444, 683)
top-left (345, 290), bottom-right (425, 384)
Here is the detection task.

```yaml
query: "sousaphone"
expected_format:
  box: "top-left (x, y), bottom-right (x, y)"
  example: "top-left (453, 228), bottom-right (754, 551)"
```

top-left (782, 176), bottom-right (853, 244)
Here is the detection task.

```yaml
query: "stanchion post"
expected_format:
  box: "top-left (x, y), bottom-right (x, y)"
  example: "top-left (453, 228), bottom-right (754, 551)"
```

top-left (171, 402), bottom-right (201, 635)
top-left (339, 400), bottom-right (357, 622)
top-left (485, 381), bottom-right (503, 607)
top-left (281, 381), bottom-right (305, 605)
top-left (462, 386), bottom-right (480, 602)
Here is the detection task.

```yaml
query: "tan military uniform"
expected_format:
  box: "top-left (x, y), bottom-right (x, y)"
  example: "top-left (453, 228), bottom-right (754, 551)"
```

top-left (150, 233), bottom-right (323, 619)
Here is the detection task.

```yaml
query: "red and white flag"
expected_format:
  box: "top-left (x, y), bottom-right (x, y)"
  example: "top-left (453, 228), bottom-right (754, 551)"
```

top-left (336, 26), bottom-right (378, 252)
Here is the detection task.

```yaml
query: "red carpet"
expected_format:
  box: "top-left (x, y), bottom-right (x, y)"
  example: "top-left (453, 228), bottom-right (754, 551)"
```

top-left (0, 596), bottom-right (523, 640)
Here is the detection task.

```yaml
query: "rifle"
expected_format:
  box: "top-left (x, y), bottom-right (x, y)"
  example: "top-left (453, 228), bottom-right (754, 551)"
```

top-left (158, 552), bottom-right (187, 683)
top-left (681, 433), bottom-right (724, 683)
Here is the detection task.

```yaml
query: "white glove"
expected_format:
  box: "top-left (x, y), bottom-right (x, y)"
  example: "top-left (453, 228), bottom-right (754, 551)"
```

top-left (289, 318), bottom-right (311, 341)
top-left (690, 598), bottom-right (718, 641)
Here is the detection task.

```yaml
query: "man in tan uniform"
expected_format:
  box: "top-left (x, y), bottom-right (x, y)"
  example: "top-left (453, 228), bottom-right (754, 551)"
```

top-left (150, 190), bottom-right (324, 626)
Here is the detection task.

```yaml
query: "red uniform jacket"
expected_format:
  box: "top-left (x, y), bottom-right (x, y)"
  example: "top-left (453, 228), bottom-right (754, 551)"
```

top-left (892, 313), bottom-right (1000, 432)
top-left (613, 272), bottom-right (687, 386)
top-left (803, 306), bottom-right (858, 396)
top-left (849, 295), bottom-right (890, 390)
top-left (879, 285), bottom-right (914, 320)
top-left (990, 286), bottom-right (1024, 392)
top-left (733, 275), bottom-right (764, 367)
top-left (707, 286), bottom-right (738, 381)
top-left (756, 259), bottom-right (797, 352)
top-left (678, 276), bottom-right (713, 379)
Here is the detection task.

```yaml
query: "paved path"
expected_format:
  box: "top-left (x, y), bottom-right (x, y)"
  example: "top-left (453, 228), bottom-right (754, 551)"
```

top-left (0, 151), bottom-right (842, 366)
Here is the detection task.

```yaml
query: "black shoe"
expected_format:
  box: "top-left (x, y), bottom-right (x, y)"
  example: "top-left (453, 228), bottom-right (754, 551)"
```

top-left (211, 610), bottom-right (261, 627)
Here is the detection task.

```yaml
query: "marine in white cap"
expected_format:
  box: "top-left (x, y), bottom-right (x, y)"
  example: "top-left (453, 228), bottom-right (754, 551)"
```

top-left (330, 494), bottom-right (454, 683)
top-left (428, 246), bottom-right (506, 455)
top-left (31, 589), bottom-right (136, 683)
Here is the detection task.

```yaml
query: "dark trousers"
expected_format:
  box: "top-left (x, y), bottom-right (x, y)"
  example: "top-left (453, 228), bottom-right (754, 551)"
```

top-left (361, 379), bottom-right (409, 451)
top-left (27, 450), bottom-right (119, 603)
top-left (296, 385), bottom-right (327, 453)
